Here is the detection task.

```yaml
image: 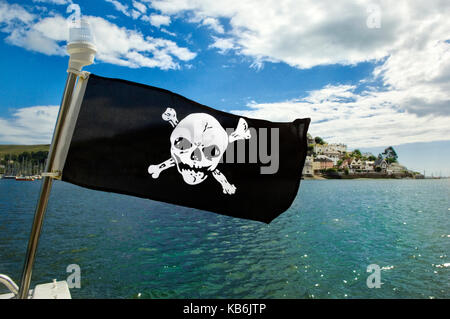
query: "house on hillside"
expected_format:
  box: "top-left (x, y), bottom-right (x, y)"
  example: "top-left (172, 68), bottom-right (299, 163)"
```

top-left (313, 158), bottom-right (334, 174)
top-left (316, 154), bottom-right (339, 166)
top-left (313, 143), bottom-right (347, 155)
top-left (343, 158), bottom-right (375, 173)
top-left (362, 161), bottom-right (375, 172)
top-left (349, 158), bottom-right (363, 172)
top-left (324, 151), bottom-right (341, 165)
top-left (338, 158), bottom-right (352, 170)
top-left (374, 158), bottom-right (388, 173)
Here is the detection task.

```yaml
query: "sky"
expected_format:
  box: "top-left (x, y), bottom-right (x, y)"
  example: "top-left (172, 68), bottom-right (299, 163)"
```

top-left (0, 0), bottom-right (449, 176)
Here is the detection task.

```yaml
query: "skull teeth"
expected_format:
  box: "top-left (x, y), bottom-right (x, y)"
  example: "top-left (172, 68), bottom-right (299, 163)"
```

top-left (182, 168), bottom-right (201, 174)
top-left (185, 163), bottom-right (202, 169)
top-left (173, 155), bottom-right (210, 176)
top-left (181, 168), bottom-right (205, 177)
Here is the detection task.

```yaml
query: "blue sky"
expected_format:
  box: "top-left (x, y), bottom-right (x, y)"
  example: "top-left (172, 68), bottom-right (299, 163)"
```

top-left (0, 0), bottom-right (449, 176)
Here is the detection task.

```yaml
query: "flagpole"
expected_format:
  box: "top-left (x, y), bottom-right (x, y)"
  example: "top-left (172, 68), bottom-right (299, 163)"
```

top-left (17, 19), bottom-right (96, 299)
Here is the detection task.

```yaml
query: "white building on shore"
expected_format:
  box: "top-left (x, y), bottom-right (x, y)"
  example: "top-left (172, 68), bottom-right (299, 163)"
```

top-left (302, 156), bottom-right (314, 176)
top-left (316, 154), bottom-right (339, 166)
top-left (313, 143), bottom-right (347, 155)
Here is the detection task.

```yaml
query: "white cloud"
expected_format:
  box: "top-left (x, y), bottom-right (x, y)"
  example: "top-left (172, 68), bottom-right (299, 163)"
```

top-left (201, 17), bottom-right (224, 34)
top-left (6, 28), bottom-right (65, 55)
top-left (142, 14), bottom-right (171, 28)
top-left (33, 15), bottom-right (68, 41)
top-left (32, 0), bottom-right (71, 5)
top-left (232, 83), bottom-right (450, 148)
top-left (132, 0), bottom-right (147, 14)
top-left (4, 14), bottom-right (67, 55)
top-left (0, 1), bottom-right (35, 28)
top-left (160, 27), bottom-right (176, 36)
top-left (88, 15), bottom-right (194, 68)
top-left (105, 0), bottom-right (146, 20)
top-left (0, 106), bottom-right (58, 144)
top-left (148, 1), bottom-right (450, 67)
top-left (130, 9), bottom-right (141, 20)
top-left (229, 12), bottom-right (450, 147)
top-left (0, 2), bottom-right (196, 69)
top-left (105, 0), bottom-right (147, 21)
top-left (105, 0), bottom-right (130, 17)
top-left (209, 36), bottom-right (234, 53)
top-left (149, 0), bottom-right (450, 146)
top-left (373, 40), bottom-right (450, 117)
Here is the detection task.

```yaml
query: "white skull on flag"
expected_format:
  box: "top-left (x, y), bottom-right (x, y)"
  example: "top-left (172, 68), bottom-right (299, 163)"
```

top-left (148, 108), bottom-right (251, 194)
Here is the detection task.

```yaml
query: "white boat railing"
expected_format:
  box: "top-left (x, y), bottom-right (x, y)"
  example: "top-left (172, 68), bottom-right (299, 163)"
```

top-left (0, 274), bottom-right (19, 297)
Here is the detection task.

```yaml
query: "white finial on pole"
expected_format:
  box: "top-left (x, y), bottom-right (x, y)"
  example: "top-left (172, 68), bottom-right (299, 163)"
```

top-left (67, 18), bottom-right (96, 72)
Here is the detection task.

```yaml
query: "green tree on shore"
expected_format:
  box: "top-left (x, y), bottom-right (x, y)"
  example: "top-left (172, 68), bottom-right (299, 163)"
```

top-left (381, 146), bottom-right (398, 163)
top-left (1, 151), bottom-right (48, 166)
top-left (352, 149), bottom-right (362, 158)
top-left (314, 136), bottom-right (325, 145)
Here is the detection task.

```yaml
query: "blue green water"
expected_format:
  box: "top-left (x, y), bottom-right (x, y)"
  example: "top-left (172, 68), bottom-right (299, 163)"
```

top-left (0, 179), bottom-right (448, 298)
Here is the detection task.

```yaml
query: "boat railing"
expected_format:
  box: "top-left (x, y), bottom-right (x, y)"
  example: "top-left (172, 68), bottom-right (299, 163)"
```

top-left (0, 274), bottom-right (19, 297)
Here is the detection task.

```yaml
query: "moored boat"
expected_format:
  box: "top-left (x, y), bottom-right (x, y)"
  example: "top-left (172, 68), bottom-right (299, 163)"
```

top-left (15, 176), bottom-right (35, 181)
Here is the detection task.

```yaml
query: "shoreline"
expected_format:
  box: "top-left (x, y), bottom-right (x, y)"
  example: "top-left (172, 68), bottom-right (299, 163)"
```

top-left (302, 175), bottom-right (447, 180)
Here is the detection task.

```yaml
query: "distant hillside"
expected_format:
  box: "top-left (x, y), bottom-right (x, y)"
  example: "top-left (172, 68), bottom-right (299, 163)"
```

top-left (0, 145), bottom-right (50, 157)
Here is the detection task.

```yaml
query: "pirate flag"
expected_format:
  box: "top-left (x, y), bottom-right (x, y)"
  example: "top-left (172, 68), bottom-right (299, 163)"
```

top-left (59, 74), bottom-right (310, 223)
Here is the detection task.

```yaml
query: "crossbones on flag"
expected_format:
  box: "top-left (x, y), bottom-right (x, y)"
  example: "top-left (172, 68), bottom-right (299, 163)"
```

top-left (60, 74), bottom-right (310, 223)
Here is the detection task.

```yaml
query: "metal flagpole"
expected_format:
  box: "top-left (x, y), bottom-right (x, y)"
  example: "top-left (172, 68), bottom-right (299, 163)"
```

top-left (17, 19), bottom-right (96, 299)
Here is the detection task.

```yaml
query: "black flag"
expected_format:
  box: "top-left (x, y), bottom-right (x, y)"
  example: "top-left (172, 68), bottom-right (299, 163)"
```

top-left (61, 74), bottom-right (310, 223)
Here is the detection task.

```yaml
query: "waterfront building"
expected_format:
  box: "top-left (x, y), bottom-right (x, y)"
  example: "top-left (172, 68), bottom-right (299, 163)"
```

top-left (302, 156), bottom-right (314, 176)
top-left (313, 158), bottom-right (334, 173)
top-left (362, 161), bottom-right (375, 172)
top-left (374, 158), bottom-right (388, 173)
top-left (313, 143), bottom-right (347, 155)
top-left (338, 158), bottom-right (352, 170)
top-left (316, 154), bottom-right (339, 166)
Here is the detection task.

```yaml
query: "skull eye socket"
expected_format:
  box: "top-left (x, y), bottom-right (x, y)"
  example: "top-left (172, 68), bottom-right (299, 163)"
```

top-left (203, 145), bottom-right (220, 160)
top-left (174, 137), bottom-right (192, 150)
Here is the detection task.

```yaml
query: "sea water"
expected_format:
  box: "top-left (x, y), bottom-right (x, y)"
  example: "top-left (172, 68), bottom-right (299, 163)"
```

top-left (0, 179), bottom-right (448, 298)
